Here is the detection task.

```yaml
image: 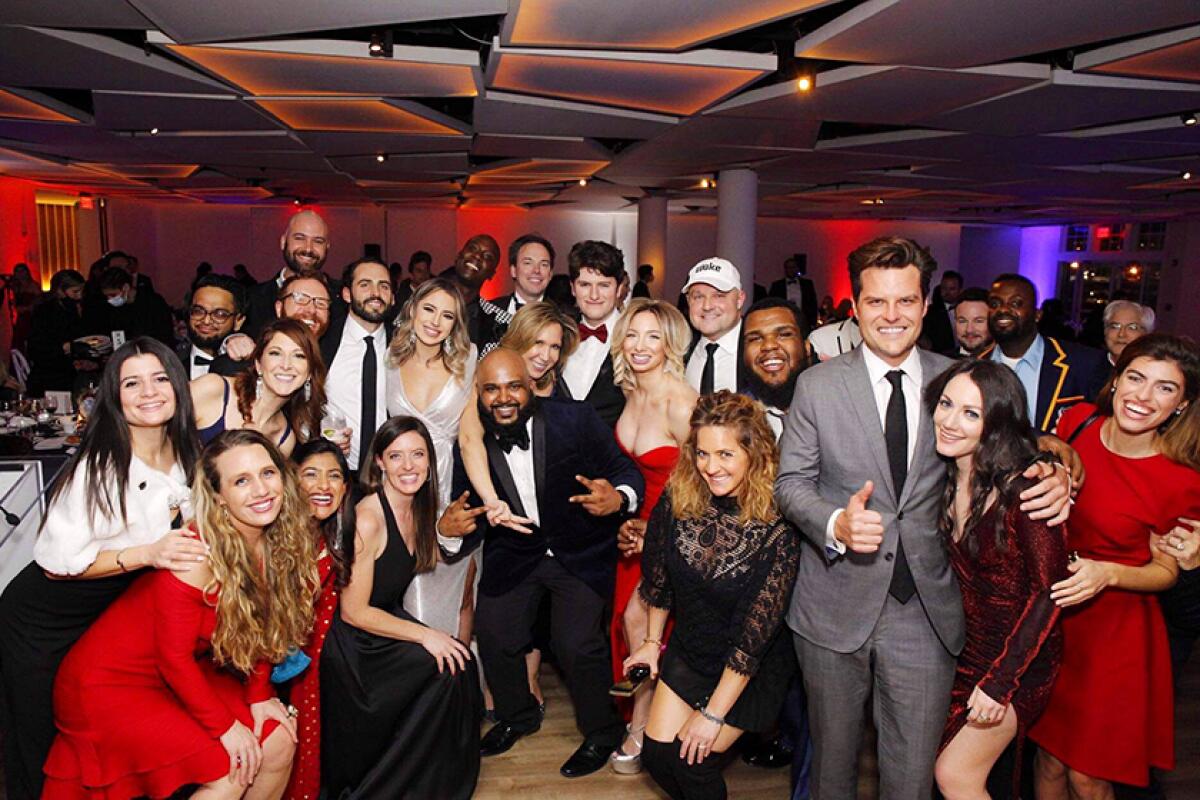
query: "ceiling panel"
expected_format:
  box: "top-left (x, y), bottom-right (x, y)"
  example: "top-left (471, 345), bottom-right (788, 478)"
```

top-left (92, 92), bottom-right (281, 133)
top-left (487, 45), bottom-right (774, 115)
top-left (1076, 25), bottom-right (1200, 84)
top-left (253, 99), bottom-right (468, 135)
top-left (0, 0), bottom-right (153, 28)
top-left (795, 0), bottom-right (1200, 69)
top-left (471, 134), bottom-right (611, 161)
top-left (0, 88), bottom-right (83, 124)
top-left (297, 132), bottom-right (472, 158)
top-left (473, 91), bottom-right (677, 138)
top-left (503, 0), bottom-right (837, 51)
top-left (330, 152), bottom-right (471, 179)
top-left (126, 0), bottom-right (507, 44)
top-left (162, 40), bottom-right (479, 97)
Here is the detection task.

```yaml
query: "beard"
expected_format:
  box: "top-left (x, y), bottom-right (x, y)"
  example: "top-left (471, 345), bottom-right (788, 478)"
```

top-left (352, 295), bottom-right (390, 324)
top-left (477, 395), bottom-right (538, 448)
top-left (188, 327), bottom-right (226, 352)
top-left (740, 363), bottom-right (800, 412)
top-left (988, 315), bottom-right (1033, 345)
top-left (283, 246), bottom-right (326, 276)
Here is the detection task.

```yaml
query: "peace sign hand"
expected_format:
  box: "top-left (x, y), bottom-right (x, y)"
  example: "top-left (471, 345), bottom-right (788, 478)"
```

top-left (569, 475), bottom-right (622, 517)
top-left (438, 491), bottom-right (488, 538)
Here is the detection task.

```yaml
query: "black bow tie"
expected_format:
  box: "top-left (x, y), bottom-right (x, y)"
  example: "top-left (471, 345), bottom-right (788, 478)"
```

top-left (194, 354), bottom-right (213, 366)
top-left (496, 426), bottom-right (530, 454)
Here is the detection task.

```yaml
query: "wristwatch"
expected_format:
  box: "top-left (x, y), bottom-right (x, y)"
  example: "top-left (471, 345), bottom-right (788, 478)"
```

top-left (617, 490), bottom-right (631, 516)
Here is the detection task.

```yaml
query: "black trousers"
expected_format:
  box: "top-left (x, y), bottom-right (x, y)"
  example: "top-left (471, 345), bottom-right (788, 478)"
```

top-left (475, 555), bottom-right (623, 746)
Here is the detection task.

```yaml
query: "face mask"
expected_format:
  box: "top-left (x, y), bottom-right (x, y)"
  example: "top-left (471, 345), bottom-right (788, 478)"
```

top-left (107, 295), bottom-right (127, 308)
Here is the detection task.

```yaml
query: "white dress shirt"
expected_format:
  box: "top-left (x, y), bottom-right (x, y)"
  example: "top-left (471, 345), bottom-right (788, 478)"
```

top-left (825, 345), bottom-right (923, 554)
top-left (325, 315), bottom-right (389, 468)
top-left (560, 308), bottom-right (620, 401)
top-left (684, 319), bottom-right (742, 394)
top-left (188, 345), bottom-right (215, 380)
top-left (506, 292), bottom-right (544, 315)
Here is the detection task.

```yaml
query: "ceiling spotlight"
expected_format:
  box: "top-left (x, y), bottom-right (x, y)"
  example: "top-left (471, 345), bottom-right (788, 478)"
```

top-left (369, 33), bottom-right (383, 55)
top-left (149, 127), bottom-right (159, 136)
top-left (577, 178), bottom-right (588, 187)
top-left (375, 153), bottom-right (387, 163)
top-left (1069, 261), bottom-right (1080, 269)
top-left (293, 198), bottom-right (301, 206)
top-left (368, 30), bottom-right (393, 58)
top-left (797, 76), bottom-right (813, 92)
top-left (1182, 113), bottom-right (1197, 126)
top-left (1184, 171), bottom-right (1193, 180)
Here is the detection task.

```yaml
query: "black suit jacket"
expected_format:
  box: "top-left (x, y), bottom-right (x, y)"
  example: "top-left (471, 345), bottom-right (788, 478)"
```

top-left (450, 400), bottom-right (643, 600)
top-left (922, 286), bottom-right (957, 356)
top-left (978, 336), bottom-right (1110, 433)
top-left (242, 275), bottom-right (282, 340)
top-left (769, 277), bottom-right (818, 328)
top-left (555, 354), bottom-right (625, 428)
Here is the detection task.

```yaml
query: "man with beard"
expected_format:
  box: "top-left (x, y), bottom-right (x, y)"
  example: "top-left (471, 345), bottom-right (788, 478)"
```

top-left (738, 298), bottom-right (814, 439)
top-left (683, 257), bottom-right (747, 395)
top-left (980, 273), bottom-right (1108, 432)
top-left (177, 274), bottom-right (245, 380)
top-left (952, 287), bottom-right (992, 358)
top-left (209, 273), bottom-right (334, 376)
top-left (442, 233), bottom-right (512, 352)
top-left (439, 348), bottom-right (642, 777)
top-left (323, 257), bottom-right (394, 472)
top-left (243, 210), bottom-right (330, 338)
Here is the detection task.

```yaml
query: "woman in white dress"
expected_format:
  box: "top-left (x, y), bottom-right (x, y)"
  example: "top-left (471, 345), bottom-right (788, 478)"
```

top-left (384, 276), bottom-right (479, 638)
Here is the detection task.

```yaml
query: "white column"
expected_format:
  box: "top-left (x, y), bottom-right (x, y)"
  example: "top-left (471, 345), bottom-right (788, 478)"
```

top-left (636, 193), bottom-right (668, 296)
top-left (717, 168), bottom-right (758, 290)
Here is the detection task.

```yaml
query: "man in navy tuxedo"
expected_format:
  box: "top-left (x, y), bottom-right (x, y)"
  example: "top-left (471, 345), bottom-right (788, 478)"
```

top-left (440, 348), bottom-right (643, 778)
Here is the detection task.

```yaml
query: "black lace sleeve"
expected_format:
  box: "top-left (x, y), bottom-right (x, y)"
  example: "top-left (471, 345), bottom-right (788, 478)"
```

top-left (638, 492), bottom-right (675, 611)
top-left (725, 520), bottom-right (800, 676)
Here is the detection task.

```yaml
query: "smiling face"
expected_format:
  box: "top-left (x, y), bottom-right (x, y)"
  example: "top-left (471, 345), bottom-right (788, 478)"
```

top-left (189, 286), bottom-right (241, 350)
top-left (256, 332), bottom-right (310, 398)
top-left (743, 307), bottom-right (804, 389)
top-left (953, 300), bottom-right (991, 356)
top-left (686, 283), bottom-right (745, 340)
top-left (1105, 305), bottom-right (1149, 362)
top-left (987, 279), bottom-right (1039, 348)
top-left (297, 451), bottom-right (347, 522)
top-left (215, 443), bottom-right (284, 531)
top-left (933, 373), bottom-right (984, 462)
top-left (511, 242), bottom-right (552, 301)
top-left (454, 235), bottom-right (500, 290)
top-left (119, 353), bottom-right (176, 428)
top-left (523, 322), bottom-right (564, 381)
top-left (1111, 356), bottom-right (1189, 436)
top-left (853, 265), bottom-right (927, 367)
top-left (377, 430), bottom-right (431, 496)
top-left (276, 277), bottom-right (331, 338)
top-left (280, 211), bottom-right (329, 276)
top-left (571, 266), bottom-right (620, 325)
top-left (695, 424), bottom-right (750, 498)
top-left (413, 288), bottom-right (458, 347)
top-left (477, 349), bottom-right (532, 427)
top-left (622, 310), bottom-right (667, 374)
top-left (343, 261), bottom-right (393, 325)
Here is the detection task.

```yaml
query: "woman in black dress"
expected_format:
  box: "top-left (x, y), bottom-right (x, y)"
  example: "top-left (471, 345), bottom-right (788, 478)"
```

top-left (0, 337), bottom-right (202, 800)
top-left (626, 391), bottom-right (799, 800)
top-left (926, 359), bottom-right (1067, 799)
top-left (320, 416), bottom-right (481, 799)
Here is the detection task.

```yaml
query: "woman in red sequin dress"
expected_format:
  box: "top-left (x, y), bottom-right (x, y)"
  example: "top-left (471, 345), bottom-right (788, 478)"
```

top-left (608, 299), bottom-right (697, 773)
top-left (1032, 334), bottom-right (1200, 798)
top-left (924, 360), bottom-right (1067, 799)
top-left (43, 430), bottom-right (319, 800)
top-left (283, 440), bottom-right (352, 800)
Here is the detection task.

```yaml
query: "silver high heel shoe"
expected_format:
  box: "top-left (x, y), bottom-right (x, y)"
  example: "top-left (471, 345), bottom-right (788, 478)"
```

top-left (610, 724), bottom-right (645, 774)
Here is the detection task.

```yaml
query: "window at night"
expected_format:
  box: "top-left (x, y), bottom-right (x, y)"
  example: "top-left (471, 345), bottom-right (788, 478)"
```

top-left (1065, 225), bottom-right (1089, 251)
top-left (1096, 224), bottom-right (1126, 252)
top-left (1136, 221), bottom-right (1166, 251)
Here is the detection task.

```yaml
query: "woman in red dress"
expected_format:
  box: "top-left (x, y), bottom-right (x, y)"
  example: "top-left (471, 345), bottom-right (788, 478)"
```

top-left (283, 440), bottom-right (352, 800)
top-left (925, 360), bottom-right (1067, 799)
top-left (43, 429), bottom-right (319, 800)
top-left (608, 299), bottom-right (697, 773)
top-left (1032, 334), bottom-right (1200, 799)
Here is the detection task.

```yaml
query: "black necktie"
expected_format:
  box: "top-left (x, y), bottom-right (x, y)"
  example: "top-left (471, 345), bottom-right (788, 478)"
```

top-left (193, 354), bottom-right (212, 367)
top-left (359, 335), bottom-right (377, 469)
top-left (700, 342), bottom-right (720, 395)
top-left (884, 370), bottom-right (915, 603)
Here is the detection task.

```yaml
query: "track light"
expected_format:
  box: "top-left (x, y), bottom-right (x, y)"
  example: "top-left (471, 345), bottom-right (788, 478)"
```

top-left (577, 178), bottom-right (588, 187)
top-left (368, 30), bottom-right (393, 58)
top-left (376, 153), bottom-right (387, 163)
top-left (149, 127), bottom-right (159, 136)
top-left (1184, 171), bottom-right (1193, 181)
top-left (699, 177), bottom-right (716, 189)
top-left (1182, 113), bottom-right (1197, 126)
top-left (796, 76), bottom-right (813, 92)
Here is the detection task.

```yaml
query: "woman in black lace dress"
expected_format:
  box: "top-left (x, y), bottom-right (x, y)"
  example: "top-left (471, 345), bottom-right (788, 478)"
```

top-left (625, 391), bottom-right (800, 800)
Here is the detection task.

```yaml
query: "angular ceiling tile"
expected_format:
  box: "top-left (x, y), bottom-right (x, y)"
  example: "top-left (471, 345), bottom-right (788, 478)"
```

top-left (253, 99), bottom-right (468, 135)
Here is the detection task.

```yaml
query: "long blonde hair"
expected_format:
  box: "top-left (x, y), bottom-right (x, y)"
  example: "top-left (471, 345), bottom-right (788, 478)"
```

top-left (670, 391), bottom-right (780, 526)
top-left (500, 301), bottom-right (579, 393)
top-left (193, 429), bottom-right (319, 674)
top-left (388, 277), bottom-right (472, 380)
top-left (610, 298), bottom-right (691, 392)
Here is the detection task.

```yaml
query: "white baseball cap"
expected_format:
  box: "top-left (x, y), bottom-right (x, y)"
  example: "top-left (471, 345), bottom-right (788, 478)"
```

top-left (682, 257), bottom-right (742, 293)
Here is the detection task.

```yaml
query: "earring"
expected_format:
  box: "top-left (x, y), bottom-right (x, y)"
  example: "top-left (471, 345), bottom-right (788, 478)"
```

top-left (1110, 385), bottom-right (1116, 393)
top-left (256, 376), bottom-right (264, 402)
top-left (304, 378), bottom-right (312, 402)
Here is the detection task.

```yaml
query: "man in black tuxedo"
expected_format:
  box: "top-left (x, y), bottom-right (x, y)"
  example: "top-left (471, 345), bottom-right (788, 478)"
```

top-left (440, 348), bottom-right (643, 778)
top-left (921, 270), bottom-right (962, 355)
top-left (493, 233), bottom-right (554, 315)
top-left (177, 274), bottom-right (245, 380)
top-left (769, 256), bottom-right (818, 332)
top-left (209, 273), bottom-right (334, 376)
top-left (557, 240), bottom-right (627, 426)
top-left (242, 210), bottom-right (330, 338)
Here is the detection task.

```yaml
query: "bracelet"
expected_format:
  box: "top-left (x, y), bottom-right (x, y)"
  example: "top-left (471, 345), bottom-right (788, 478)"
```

top-left (699, 706), bottom-right (725, 726)
top-left (642, 637), bottom-right (662, 646)
top-left (115, 549), bottom-right (129, 573)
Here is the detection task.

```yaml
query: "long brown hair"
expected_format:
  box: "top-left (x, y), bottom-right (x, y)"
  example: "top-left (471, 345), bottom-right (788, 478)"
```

top-left (670, 390), bottom-right (780, 525)
top-left (388, 277), bottom-right (472, 379)
top-left (193, 429), bottom-right (319, 674)
top-left (1097, 333), bottom-right (1200, 470)
top-left (500, 301), bottom-right (579, 393)
top-left (359, 416), bottom-right (440, 573)
top-left (234, 318), bottom-right (326, 443)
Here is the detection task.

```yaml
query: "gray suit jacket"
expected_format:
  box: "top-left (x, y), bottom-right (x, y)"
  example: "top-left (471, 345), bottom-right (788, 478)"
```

top-left (775, 346), bottom-right (965, 656)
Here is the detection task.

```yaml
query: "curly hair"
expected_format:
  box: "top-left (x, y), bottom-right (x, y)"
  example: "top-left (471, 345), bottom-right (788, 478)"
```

top-left (669, 390), bottom-right (780, 525)
top-left (193, 429), bottom-right (319, 674)
top-left (610, 298), bottom-right (691, 392)
top-left (234, 318), bottom-right (326, 444)
top-left (500, 301), bottom-right (579, 393)
top-left (388, 276), bottom-right (472, 380)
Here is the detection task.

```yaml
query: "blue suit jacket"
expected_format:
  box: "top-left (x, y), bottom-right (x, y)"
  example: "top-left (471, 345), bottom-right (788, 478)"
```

top-left (979, 336), bottom-right (1109, 432)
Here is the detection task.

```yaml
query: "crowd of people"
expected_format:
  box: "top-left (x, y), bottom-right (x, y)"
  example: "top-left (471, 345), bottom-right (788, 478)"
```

top-left (0, 211), bottom-right (1197, 800)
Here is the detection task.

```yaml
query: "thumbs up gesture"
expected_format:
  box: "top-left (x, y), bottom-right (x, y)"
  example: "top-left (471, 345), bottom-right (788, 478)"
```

top-left (834, 481), bottom-right (885, 553)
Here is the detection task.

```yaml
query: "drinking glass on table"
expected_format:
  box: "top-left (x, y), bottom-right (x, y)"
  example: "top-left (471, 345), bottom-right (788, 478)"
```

top-left (321, 413), bottom-right (351, 451)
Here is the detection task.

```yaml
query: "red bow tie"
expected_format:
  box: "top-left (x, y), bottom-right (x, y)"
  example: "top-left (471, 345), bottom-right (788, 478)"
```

top-left (579, 323), bottom-right (608, 343)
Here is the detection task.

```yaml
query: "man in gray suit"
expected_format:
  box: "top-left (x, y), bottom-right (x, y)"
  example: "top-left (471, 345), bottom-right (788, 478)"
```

top-left (775, 237), bottom-right (1076, 799)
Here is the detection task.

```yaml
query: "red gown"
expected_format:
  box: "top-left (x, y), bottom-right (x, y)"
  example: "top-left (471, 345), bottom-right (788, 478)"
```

top-left (43, 570), bottom-right (277, 800)
top-left (1030, 403), bottom-right (1200, 786)
top-left (611, 441), bottom-right (678, 690)
top-left (283, 549), bottom-right (338, 800)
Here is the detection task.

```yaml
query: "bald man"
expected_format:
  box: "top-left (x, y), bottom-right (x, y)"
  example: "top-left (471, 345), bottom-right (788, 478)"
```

top-left (243, 210), bottom-right (332, 338)
top-left (440, 348), bottom-right (643, 777)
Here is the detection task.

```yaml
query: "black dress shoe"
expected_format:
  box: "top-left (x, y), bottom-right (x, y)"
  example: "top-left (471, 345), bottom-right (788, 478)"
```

top-left (560, 740), bottom-right (616, 778)
top-left (740, 736), bottom-right (794, 769)
top-left (480, 721), bottom-right (539, 757)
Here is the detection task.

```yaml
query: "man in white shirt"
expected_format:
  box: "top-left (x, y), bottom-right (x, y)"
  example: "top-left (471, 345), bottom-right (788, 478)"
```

top-left (179, 274), bottom-right (245, 380)
top-left (682, 257), bottom-right (746, 395)
top-left (738, 297), bottom-right (812, 440)
top-left (558, 240), bottom-right (627, 426)
top-left (495, 234), bottom-right (554, 314)
top-left (323, 258), bottom-right (394, 471)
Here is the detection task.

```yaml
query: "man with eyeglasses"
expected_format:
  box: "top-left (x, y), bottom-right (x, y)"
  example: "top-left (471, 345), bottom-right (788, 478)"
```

top-left (242, 210), bottom-right (331, 338)
top-left (178, 274), bottom-right (245, 380)
top-left (1102, 299), bottom-right (1155, 366)
top-left (211, 273), bottom-right (334, 376)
